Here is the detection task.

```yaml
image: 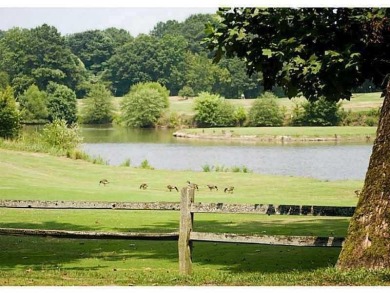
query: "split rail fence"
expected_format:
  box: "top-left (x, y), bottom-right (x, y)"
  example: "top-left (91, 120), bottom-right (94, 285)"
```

top-left (0, 187), bottom-right (355, 275)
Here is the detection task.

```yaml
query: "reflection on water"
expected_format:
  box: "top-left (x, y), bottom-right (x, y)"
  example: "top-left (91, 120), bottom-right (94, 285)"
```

top-left (80, 126), bottom-right (373, 181)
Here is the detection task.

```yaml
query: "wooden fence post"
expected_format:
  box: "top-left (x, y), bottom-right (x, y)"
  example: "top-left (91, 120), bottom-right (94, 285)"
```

top-left (178, 186), bottom-right (194, 275)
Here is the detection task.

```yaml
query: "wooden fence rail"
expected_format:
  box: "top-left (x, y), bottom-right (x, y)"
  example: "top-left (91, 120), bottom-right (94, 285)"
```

top-left (0, 188), bottom-right (355, 275)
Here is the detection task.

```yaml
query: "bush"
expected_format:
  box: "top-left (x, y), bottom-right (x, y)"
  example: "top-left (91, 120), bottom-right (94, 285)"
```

top-left (18, 84), bottom-right (49, 123)
top-left (291, 97), bottom-right (344, 126)
top-left (156, 111), bottom-right (181, 128)
top-left (81, 83), bottom-right (115, 124)
top-left (341, 108), bottom-right (380, 126)
top-left (41, 119), bottom-right (82, 151)
top-left (194, 92), bottom-right (236, 127)
top-left (139, 159), bottom-right (154, 169)
top-left (178, 86), bottom-right (195, 98)
top-left (120, 82), bottom-right (169, 128)
top-left (247, 92), bottom-right (285, 127)
top-left (46, 82), bottom-right (77, 124)
top-left (0, 86), bottom-right (20, 139)
top-left (234, 106), bottom-right (247, 126)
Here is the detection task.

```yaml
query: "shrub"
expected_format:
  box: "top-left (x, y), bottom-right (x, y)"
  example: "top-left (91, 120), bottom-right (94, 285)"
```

top-left (341, 108), bottom-right (380, 126)
top-left (291, 97), bottom-right (344, 126)
top-left (81, 83), bottom-right (115, 124)
top-left (46, 82), bottom-right (77, 124)
top-left (194, 92), bottom-right (236, 127)
top-left (41, 119), bottom-right (82, 151)
top-left (234, 106), bottom-right (247, 126)
top-left (139, 159), bottom-right (154, 170)
top-left (178, 85), bottom-right (195, 98)
top-left (120, 82), bottom-right (169, 128)
top-left (247, 92), bottom-right (285, 127)
top-left (120, 158), bottom-right (131, 167)
top-left (18, 84), bottom-right (49, 123)
top-left (0, 86), bottom-right (20, 139)
top-left (156, 111), bottom-right (181, 128)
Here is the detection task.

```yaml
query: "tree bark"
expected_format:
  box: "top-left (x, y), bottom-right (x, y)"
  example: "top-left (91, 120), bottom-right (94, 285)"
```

top-left (336, 82), bottom-right (390, 270)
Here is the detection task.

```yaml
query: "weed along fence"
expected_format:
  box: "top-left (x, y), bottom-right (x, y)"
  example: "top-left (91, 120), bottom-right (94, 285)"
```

top-left (0, 187), bottom-right (356, 275)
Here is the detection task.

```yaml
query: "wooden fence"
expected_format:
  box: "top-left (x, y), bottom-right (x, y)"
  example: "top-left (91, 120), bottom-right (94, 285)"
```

top-left (0, 187), bottom-right (355, 275)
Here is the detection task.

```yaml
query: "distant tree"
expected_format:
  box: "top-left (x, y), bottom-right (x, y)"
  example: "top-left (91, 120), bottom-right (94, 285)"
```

top-left (178, 85), bottom-right (195, 98)
top-left (66, 30), bottom-right (115, 75)
top-left (183, 52), bottom-right (228, 95)
top-left (247, 92), bottom-right (285, 127)
top-left (291, 97), bottom-right (344, 126)
top-left (180, 14), bottom-right (216, 54)
top-left (18, 84), bottom-right (48, 123)
top-left (0, 25), bottom-right (86, 96)
top-left (103, 27), bottom-right (133, 49)
top-left (105, 34), bottom-right (187, 96)
top-left (120, 82), bottom-right (169, 128)
top-left (81, 83), bottom-right (114, 124)
top-left (0, 86), bottom-right (20, 139)
top-left (214, 57), bottom-right (262, 98)
top-left (150, 20), bottom-right (181, 37)
top-left (46, 82), bottom-right (77, 124)
top-left (194, 92), bottom-right (236, 127)
top-left (105, 35), bottom-right (159, 96)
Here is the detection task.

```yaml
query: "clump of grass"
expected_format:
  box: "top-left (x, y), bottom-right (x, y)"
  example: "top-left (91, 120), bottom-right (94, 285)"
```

top-left (139, 159), bottom-right (154, 170)
top-left (120, 158), bottom-right (131, 167)
top-left (201, 164), bottom-right (252, 173)
top-left (214, 164), bottom-right (229, 172)
top-left (201, 164), bottom-right (213, 172)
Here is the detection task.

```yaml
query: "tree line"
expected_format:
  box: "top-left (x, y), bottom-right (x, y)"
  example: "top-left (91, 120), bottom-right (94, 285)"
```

top-left (0, 14), bottom-right (265, 101)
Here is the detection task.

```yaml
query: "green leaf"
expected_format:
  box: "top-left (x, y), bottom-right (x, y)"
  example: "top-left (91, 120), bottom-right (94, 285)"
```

top-left (262, 49), bottom-right (272, 58)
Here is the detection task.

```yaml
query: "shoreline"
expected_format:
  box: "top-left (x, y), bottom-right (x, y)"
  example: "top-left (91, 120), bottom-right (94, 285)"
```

top-left (172, 131), bottom-right (374, 143)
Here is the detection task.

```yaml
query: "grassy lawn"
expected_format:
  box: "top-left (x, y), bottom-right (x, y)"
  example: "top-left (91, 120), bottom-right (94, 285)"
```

top-left (2, 148), bottom-right (388, 285)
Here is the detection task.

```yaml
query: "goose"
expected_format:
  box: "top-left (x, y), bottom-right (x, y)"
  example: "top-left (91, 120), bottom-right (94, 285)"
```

top-left (99, 179), bottom-right (109, 186)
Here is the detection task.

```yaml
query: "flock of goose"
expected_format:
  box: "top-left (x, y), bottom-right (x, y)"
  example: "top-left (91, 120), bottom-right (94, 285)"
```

top-left (99, 179), bottom-right (235, 193)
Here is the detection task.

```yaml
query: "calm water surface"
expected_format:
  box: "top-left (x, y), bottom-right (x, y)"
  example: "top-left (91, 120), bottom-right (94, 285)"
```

top-left (80, 126), bottom-right (373, 181)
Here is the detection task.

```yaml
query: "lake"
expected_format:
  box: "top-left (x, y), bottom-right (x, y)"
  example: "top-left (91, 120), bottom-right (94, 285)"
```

top-left (80, 126), bottom-right (373, 181)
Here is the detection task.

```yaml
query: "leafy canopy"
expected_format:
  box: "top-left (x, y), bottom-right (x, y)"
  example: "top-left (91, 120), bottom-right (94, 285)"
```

top-left (205, 8), bottom-right (390, 101)
top-left (120, 82), bottom-right (169, 128)
top-left (194, 92), bottom-right (236, 127)
top-left (81, 83), bottom-right (114, 124)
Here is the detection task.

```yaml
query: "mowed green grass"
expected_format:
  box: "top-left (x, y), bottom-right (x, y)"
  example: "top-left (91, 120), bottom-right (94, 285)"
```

top-left (1, 148), bottom-right (383, 285)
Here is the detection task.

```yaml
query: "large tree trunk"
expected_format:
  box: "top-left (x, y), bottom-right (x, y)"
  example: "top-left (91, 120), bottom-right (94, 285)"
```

top-left (336, 83), bottom-right (390, 270)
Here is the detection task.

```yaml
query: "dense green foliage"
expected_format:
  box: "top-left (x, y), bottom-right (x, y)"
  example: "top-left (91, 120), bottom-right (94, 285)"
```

top-left (205, 8), bottom-right (390, 101)
top-left (247, 92), bottom-right (285, 126)
top-left (194, 92), bottom-right (236, 127)
top-left (120, 82), bottom-right (169, 128)
top-left (41, 119), bottom-right (82, 151)
top-left (0, 86), bottom-right (20, 138)
top-left (291, 97), bottom-right (344, 126)
top-left (0, 25), bottom-right (86, 97)
top-left (46, 82), bottom-right (77, 124)
top-left (80, 83), bottom-right (114, 124)
top-left (18, 84), bottom-right (49, 123)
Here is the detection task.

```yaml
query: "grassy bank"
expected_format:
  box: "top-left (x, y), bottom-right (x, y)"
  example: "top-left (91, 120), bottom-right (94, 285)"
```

top-left (2, 148), bottom-right (387, 285)
top-left (173, 126), bottom-right (377, 143)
